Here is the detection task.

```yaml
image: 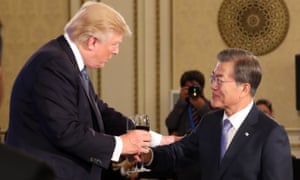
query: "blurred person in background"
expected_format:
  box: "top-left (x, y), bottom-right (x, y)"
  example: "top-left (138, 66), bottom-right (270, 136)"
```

top-left (255, 98), bottom-right (273, 117)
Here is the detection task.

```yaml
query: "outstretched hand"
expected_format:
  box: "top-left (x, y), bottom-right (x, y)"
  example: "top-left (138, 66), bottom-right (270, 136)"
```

top-left (160, 135), bottom-right (183, 146)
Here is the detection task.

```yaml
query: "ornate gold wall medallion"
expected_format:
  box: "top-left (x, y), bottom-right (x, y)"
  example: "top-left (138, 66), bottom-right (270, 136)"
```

top-left (218, 0), bottom-right (289, 56)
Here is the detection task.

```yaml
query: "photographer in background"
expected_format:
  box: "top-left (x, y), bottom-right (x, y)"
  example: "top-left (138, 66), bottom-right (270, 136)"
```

top-left (165, 70), bottom-right (213, 180)
top-left (166, 70), bottom-right (212, 136)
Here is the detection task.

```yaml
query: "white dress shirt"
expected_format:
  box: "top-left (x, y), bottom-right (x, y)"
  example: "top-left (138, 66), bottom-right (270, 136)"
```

top-left (222, 101), bottom-right (254, 149)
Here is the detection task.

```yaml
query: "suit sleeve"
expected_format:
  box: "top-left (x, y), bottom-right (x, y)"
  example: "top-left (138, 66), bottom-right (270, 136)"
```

top-left (148, 129), bottom-right (199, 173)
top-left (262, 125), bottom-right (293, 180)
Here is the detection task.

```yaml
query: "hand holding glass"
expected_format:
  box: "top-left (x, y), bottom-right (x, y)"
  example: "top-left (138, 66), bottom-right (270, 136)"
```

top-left (127, 114), bottom-right (151, 174)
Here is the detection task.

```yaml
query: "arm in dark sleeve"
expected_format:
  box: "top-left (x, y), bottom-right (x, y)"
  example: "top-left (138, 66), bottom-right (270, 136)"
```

top-left (262, 125), bottom-right (293, 180)
top-left (148, 130), bottom-right (199, 174)
top-left (95, 96), bottom-right (133, 136)
top-left (165, 99), bottom-right (188, 134)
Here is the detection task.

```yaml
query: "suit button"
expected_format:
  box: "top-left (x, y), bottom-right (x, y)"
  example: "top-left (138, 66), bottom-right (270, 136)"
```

top-left (96, 159), bottom-right (102, 165)
top-left (89, 157), bottom-right (95, 163)
top-left (89, 157), bottom-right (102, 165)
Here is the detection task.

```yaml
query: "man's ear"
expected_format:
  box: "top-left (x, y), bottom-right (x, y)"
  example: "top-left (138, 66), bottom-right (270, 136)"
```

top-left (86, 36), bottom-right (97, 50)
top-left (240, 83), bottom-right (251, 98)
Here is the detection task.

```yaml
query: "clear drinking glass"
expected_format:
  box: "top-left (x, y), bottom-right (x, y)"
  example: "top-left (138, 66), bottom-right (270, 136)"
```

top-left (127, 114), bottom-right (151, 174)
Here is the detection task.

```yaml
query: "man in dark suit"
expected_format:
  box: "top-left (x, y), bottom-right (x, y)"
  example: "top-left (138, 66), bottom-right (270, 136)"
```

top-left (5, 2), bottom-right (151, 180)
top-left (143, 48), bottom-right (293, 180)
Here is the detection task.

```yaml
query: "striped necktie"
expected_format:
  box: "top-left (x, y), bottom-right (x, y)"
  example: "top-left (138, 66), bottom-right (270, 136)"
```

top-left (192, 107), bottom-right (200, 126)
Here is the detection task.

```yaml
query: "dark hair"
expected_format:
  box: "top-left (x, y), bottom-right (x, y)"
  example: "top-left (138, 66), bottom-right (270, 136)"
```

top-left (256, 99), bottom-right (273, 113)
top-left (217, 48), bottom-right (262, 96)
top-left (180, 70), bottom-right (205, 89)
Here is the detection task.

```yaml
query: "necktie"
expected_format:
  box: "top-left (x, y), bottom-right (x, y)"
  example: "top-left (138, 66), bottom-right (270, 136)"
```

top-left (220, 119), bottom-right (232, 160)
top-left (81, 67), bottom-right (89, 92)
top-left (192, 107), bottom-right (200, 126)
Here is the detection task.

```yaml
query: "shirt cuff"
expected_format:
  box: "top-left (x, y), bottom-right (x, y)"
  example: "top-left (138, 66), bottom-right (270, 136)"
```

top-left (150, 131), bottom-right (162, 147)
top-left (120, 167), bottom-right (127, 176)
top-left (145, 148), bottom-right (154, 166)
top-left (112, 136), bottom-right (123, 162)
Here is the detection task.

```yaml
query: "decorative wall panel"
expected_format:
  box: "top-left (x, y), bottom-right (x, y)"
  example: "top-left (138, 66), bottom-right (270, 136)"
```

top-left (218, 0), bottom-right (289, 56)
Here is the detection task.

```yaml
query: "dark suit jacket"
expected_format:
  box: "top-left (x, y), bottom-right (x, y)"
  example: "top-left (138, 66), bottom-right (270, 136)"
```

top-left (0, 143), bottom-right (55, 180)
top-left (150, 105), bottom-right (293, 180)
top-left (6, 35), bottom-right (130, 180)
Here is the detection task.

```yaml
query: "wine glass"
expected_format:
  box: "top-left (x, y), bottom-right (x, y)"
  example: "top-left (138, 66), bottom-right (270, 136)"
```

top-left (127, 114), bottom-right (151, 174)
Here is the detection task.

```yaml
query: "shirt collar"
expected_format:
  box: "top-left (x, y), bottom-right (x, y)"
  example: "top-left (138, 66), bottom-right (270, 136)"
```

top-left (64, 33), bottom-right (85, 71)
top-left (223, 101), bottom-right (254, 130)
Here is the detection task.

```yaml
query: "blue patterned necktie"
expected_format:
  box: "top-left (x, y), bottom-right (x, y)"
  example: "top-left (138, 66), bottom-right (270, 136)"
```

top-left (220, 119), bottom-right (232, 160)
top-left (81, 67), bottom-right (89, 92)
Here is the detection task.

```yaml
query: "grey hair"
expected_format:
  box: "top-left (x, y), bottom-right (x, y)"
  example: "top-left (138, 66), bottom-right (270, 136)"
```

top-left (217, 48), bottom-right (262, 96)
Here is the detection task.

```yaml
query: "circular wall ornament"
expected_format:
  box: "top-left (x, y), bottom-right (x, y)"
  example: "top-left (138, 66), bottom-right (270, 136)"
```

top-left (218, 0), bottom-right (289, 56)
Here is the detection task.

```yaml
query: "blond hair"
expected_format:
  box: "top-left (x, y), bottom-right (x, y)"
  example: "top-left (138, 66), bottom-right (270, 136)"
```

top-left (64, 1), bottom-right (131, 43)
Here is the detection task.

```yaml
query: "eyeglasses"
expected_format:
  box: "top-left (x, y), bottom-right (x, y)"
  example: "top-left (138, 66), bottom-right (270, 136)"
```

top-left (209, 75), bottom-right (235, 85)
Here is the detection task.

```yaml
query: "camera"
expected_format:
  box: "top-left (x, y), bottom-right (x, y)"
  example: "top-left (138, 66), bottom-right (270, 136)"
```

top-left (188, 86), bottom-right (202, 98)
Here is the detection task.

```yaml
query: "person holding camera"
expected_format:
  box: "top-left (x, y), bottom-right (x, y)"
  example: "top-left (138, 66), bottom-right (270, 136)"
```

top-left (164, 70), bottom-right (213, 180)
top-left (166, 70), bottom-right (212, 136)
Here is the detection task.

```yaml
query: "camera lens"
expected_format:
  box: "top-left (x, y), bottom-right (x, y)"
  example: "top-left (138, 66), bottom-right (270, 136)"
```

top-left (188, 86), bottom-right (201, 98)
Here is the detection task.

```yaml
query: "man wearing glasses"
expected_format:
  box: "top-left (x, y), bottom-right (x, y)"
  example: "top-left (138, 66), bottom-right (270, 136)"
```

top-left (143, 48), bottom-right (293, 180)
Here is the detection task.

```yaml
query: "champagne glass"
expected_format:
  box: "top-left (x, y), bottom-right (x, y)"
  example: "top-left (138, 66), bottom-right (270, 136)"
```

top-left (127, 114), bottom-right (151, 174)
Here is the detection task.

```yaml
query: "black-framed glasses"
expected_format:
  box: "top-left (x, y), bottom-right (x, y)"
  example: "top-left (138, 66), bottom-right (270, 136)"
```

top-left (209, 75), bottom-right (235, 86)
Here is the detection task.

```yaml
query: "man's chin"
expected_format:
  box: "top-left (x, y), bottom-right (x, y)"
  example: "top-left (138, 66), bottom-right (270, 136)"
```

top-left (96, 63), bottom-right (105, 68)
top-left (210, 101), bottom-right (222, 109)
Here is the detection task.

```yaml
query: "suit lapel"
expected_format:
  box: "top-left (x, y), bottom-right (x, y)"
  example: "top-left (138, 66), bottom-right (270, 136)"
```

top-left (79, 74), bottom-right (105, 133)
top-left (218, 106), bottom-right (259, 176)
top-left (58, 35), bottom-right (105, 133)
top-left (88, 83), bottom-right (105, 133)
